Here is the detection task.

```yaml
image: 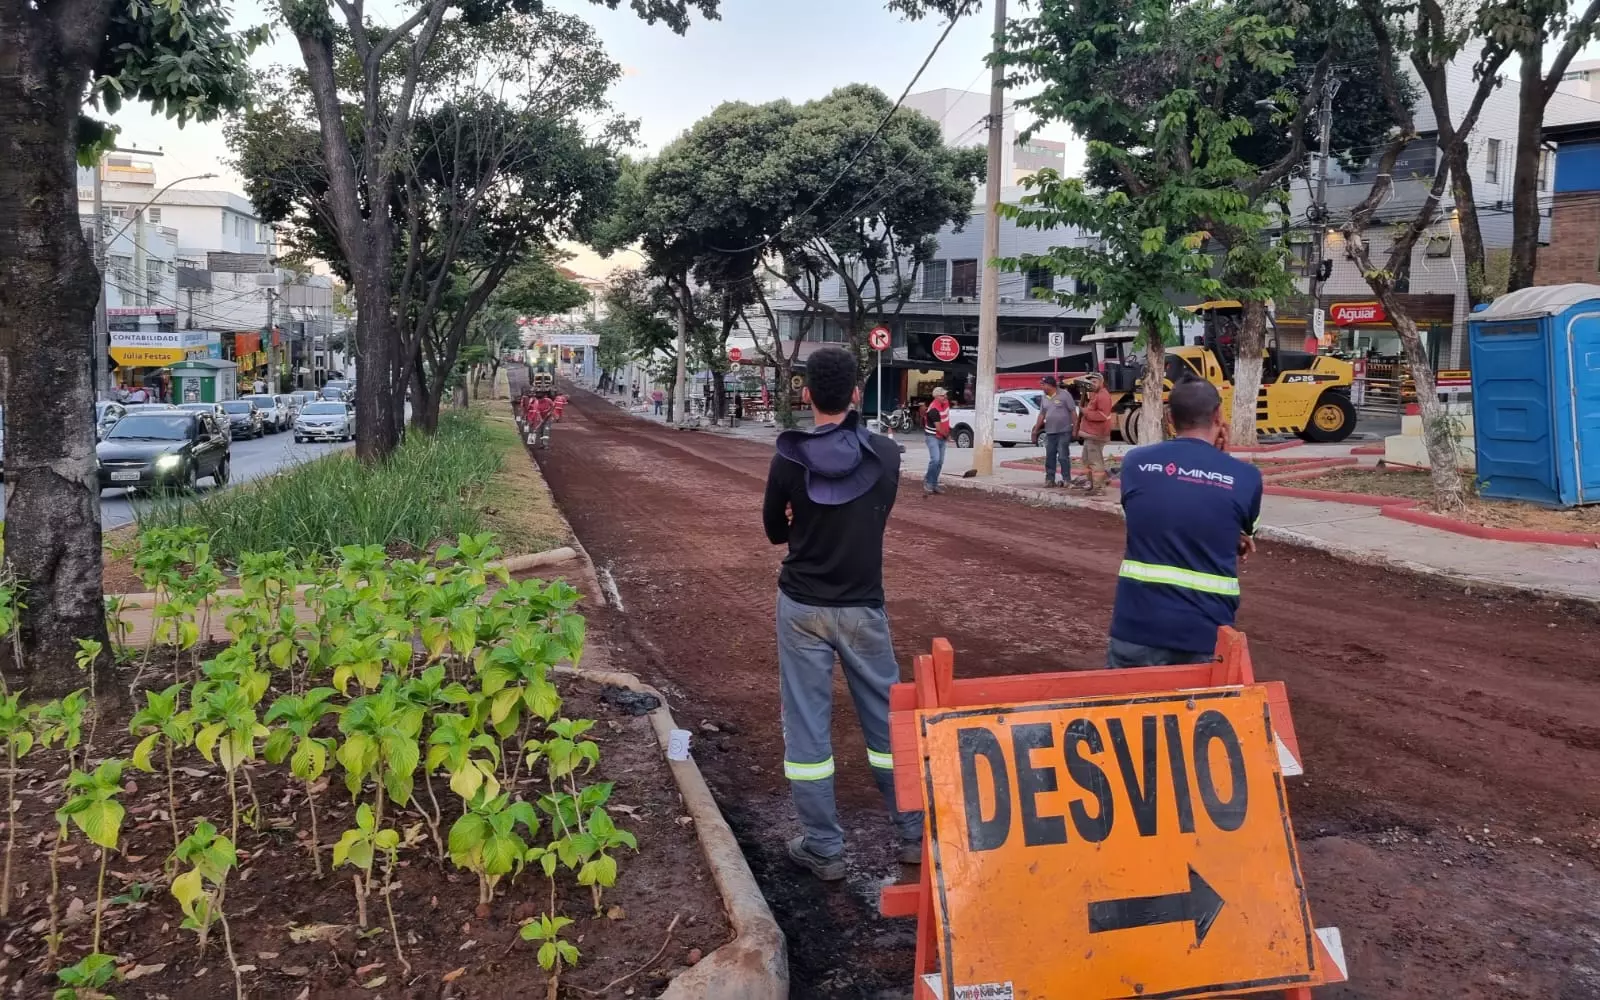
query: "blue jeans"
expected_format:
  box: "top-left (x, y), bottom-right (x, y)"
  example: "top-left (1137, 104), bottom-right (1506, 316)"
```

top-left (776, 592), bottom-right (923, 857)
top-left (1105, 636), bottom-right (1218, 669)
top-left (1044, 432), bottom-right (1072, 484)
top-left (924, 434), bottom-right (946, 490)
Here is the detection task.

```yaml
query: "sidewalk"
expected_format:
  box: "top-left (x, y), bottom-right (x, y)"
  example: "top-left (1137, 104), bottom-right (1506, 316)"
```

top-left (902, 441), bottom-right (1600, 604)
top-left (577, 382), bottom-right (1600, 603)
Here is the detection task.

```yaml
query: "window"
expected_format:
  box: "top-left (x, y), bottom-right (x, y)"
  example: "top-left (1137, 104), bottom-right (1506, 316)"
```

top-left (1024, 264), bottom-right (1055, 297)
top-left (998, 397), bottom-right (1028, 415)
top-left (1075, 276), bottom-right (1098, 297)
top-left (951, 259), bottom-right (978, 298)
top-left (922, 260), bottom-right (948, 299)
top-left (1486, 138), bottom-right (1501, 185)
top-left (147, 207), bottom-right (161, 224)
top-left (105, 206), bottom-right (125, 219)
top-left (1565, 70), bottom-right (1590, 81)
top-left (1538, 148), bottom-right (1551, 191)
top-left (1425, 234), bottom-right (1454, 258)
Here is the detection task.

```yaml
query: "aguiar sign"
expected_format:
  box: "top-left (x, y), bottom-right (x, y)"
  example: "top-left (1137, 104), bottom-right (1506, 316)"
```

top-left (916, 686), bottom-right (1328, 1000)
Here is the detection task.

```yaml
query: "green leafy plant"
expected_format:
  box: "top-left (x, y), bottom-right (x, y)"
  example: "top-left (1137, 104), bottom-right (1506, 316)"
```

top-left (192, 679), bottom-right (268, 844)
top-left (171, 820), bottom-right (244, 999)
top-left (447, 791), bottom-right (540, 908)
top-left (73, 639), bottom-right (104, 757)
top-left (264, 687), bottom-right (340, 874)
top-left (336, 683), bottom-right (423, 827)
top-left (52, 951), bottom-right (120, 1000)
top-left (332, 802), bottom-right (398, 929)
top-left (59, 760), bottom-right (127, 954)
top-left (519, 912), bottom-right (579, 997)
top-left (129, 682), bottom-right (195, 856)
top-left (0, 693), bottom-right (33, 917)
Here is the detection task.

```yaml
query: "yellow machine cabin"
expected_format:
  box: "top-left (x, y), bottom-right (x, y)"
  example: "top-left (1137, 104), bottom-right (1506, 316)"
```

top-left (1092, 302), bottom-right (1358, 444)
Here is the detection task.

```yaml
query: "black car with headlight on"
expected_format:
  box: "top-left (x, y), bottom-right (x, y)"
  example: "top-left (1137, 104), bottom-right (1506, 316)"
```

top-left (97, 411), bottom-right (230, 493)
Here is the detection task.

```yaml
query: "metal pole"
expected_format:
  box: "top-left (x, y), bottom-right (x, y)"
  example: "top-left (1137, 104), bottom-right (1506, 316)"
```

top-left (973, 0), bottom-right (1006, 477)
top-left (875, 348), bottom-right (883, 432)
top-left (1309, 79), bottom-right (1339, 341)
top-left (265, 282), bottom-right (277, 392)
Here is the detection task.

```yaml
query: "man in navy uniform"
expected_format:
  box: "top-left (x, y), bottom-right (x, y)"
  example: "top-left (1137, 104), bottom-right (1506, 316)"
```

top-left (1107, 380), bottom-right (1264, 667)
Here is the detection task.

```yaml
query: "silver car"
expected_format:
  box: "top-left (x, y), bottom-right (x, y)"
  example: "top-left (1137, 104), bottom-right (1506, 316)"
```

top-left (177, 401), bottom-right (233, 441)
top-left (293, 401), bottom-right (355, 442)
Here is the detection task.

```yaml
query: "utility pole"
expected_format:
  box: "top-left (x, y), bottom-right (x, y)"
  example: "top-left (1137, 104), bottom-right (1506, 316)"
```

top-left (1307, 78), bottom-right (1340, 345)
top-left (264, 279), bottom-right (278, 393)
top-left (131, 208), bottom-right (147, 307)
top-left (972, 0), bottom-right (1006, 477)
top-left (92, 159), bottom-right (109, 398)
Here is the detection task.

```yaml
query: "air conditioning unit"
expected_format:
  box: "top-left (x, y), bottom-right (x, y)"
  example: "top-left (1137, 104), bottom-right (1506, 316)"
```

top-left (943, 297), bottom-right (968, 304)
top-left (1000, 296), bottom-right (1016, 304)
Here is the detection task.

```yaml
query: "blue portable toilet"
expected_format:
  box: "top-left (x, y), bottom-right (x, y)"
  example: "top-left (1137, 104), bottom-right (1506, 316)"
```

top-left (1468, 283), bottom-right (1600, 506)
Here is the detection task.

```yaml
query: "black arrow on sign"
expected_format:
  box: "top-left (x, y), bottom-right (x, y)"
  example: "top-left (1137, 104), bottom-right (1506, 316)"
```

top-left (1087, 866), bottom-right (1226, 946)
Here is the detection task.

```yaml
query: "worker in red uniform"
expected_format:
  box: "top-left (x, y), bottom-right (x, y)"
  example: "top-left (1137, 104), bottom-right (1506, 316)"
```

top-left (535, 392), bottom-right (556, 448)
top-left (553, 392), bottom-right (568, 420)
top-left (1107, 380), bottom-right (1264, 667)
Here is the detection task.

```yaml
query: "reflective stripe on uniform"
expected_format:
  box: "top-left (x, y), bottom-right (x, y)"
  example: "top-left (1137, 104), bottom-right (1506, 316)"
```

top-left (784, 757), bottom-right (835, 781)
top-left (1118, 559), bottom-right (1240, 597)
top-left (866, 748), bottom-right (894, 770)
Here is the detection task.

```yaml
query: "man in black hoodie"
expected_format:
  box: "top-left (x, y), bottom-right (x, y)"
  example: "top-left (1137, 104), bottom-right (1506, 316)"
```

top-left (762, 346), bottom-right (922, 881)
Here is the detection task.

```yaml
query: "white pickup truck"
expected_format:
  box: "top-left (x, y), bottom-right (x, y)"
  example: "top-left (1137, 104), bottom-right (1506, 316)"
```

top-left (942, 390), bottom-right (1047, 449)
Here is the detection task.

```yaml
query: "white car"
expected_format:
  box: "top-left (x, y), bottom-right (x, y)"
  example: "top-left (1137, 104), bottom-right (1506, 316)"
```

top-left (242, 393), bottom-right (289, 432)
top-left (294, 401), bottom-right (355, 442)
top-left (942, 390), bottom-right (1045, 449)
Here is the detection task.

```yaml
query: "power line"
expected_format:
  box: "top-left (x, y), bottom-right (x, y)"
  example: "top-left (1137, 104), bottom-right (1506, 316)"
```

top-left (708, 9), bottom-right (970, 255)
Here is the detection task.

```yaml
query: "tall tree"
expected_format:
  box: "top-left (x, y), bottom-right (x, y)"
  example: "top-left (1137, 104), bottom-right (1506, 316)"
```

top-left (1002, 0), bottom-right (1345, 446)
top-left (231, 14), bottom-right (622, 435)
top-left (0, 0), bottom-right (259, 692)
top-left (277, 0), bottom-right (716, 460)
top-left (1494, 1), bottom-right (1600, 292)
top-left (1342, 0), bottom-right (1513, 508)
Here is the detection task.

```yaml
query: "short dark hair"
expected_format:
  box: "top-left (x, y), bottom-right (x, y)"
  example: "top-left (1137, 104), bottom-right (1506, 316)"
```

top-left (805, 347), bottom-right (857, 415)
top-left (1169, 378), bottom-right (1222, 431)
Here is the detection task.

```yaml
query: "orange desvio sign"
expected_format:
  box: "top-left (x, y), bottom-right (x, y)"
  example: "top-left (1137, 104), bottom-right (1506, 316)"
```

top-left (917, 686), bottom-right (1329, 1000)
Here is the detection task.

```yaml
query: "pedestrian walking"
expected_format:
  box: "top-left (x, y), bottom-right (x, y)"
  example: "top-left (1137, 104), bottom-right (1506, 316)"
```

top-left (651, 388), bottom-right (664, 415)
top-left (922, 387), bottom-right (950, 495)
top-left (1078, 372), bottom-right (1115, 496)
top-left (732, 392), bottom-right (744, 428)
top-left (1031, 376), bottom-right (1079, 488)
top-left (761, 346), bottom-right (922, 881)
top-left (1106, 380), bottom-right (1263, 668)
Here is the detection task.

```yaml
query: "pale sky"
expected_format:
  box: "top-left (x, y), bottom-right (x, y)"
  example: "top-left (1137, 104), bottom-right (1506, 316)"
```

top-left (96, 0), bottom-right (1083, 278)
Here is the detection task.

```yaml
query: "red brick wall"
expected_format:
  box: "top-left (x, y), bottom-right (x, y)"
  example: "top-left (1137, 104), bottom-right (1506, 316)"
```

top-left (1536, 192), bottom-right (1600, 285)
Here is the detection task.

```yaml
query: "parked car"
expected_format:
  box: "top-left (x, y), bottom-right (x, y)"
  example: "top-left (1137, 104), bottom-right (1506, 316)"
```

top-left (122, 403), bottom-right (177, 416)
top-left (220, 399), bottom-right (264, 439)
top-left (177, 401), bottom-right (233, 441)
top-left (97, 410), bottom-right (230, 492)
top-left (243, 393), bottom-right (289, 432)
top-left (294, 401), bottom-right (356, 442)
top-left (290, 390), bottom-right (318, 412)
top-left (95, 401), bottom-right (127, 440)
top-left (942, 390), bottom-right (1046, 450)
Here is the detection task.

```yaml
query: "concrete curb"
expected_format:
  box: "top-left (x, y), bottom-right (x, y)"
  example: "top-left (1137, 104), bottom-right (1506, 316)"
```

top-left (556, 666), bottom-right (789, 1000)
top-left (927, 471), bottom-right (1600, 607)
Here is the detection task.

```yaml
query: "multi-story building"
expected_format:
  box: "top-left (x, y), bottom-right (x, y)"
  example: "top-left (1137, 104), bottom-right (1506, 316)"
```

top-left (77, 156), bottom-right (334, 391)
top-left (903, 89), bottom-right (1068, 184)
top-left (1286, 46), bottom-right (1600, 369)
top-left (763, 202), bottom-right (1101, 413)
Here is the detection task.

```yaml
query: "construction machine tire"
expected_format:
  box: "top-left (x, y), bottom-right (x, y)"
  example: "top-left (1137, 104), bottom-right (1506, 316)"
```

top-left (1119, 406), bottom-right (1143, 445)
top-left (1301, 392), bottom-right (1357, 443)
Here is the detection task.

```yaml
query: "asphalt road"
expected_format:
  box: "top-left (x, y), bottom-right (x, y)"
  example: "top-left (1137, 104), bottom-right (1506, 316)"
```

top-left (0, 428), bottom-right (351, 530)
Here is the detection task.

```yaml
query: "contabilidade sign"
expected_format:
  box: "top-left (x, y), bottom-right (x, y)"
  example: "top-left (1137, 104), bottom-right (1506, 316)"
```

top-left (916, 686), bottom-right (1327, 1000)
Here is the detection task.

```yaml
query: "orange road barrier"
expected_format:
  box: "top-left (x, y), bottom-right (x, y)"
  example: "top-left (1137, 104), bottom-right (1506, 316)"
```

top-left (881, 628), bottom-right (1348, 1000)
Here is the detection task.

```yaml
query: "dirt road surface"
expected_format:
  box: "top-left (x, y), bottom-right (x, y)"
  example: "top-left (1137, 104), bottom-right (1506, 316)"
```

top-left (534, 383), bottom-right (1600, 1000)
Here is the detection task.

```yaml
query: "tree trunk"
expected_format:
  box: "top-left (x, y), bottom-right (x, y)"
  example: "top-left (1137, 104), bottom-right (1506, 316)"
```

top-left (0, 25), bottom-right (114, 694)
top-left (1229, 300), bottom-right (1267, 447)
top-left (1368, 287), bottom-right (1464, 509)
top-left (411, 354), bottom-right (440, 434)
top-left (672, 281), bottom-right (689, 425)
top-left (773, 357), bottom-right (796, 429)
top-left (352, 277), bottom-right (403, 461)
top-left (1139, 320), bottom-right (1166, 446)
top-left (1443, 142), bottom-right (1491, 306)
top-left (711, 369), bottom-right (726, 424)
top-left (1507, 41), bottom-right (1546, 293)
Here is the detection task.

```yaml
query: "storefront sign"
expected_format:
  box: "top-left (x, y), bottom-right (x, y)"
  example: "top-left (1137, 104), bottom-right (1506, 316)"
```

top-left (110, 346), bottom-right (186, 366)
top-left (1331, 302), bottom-right (1386, 326)
top-left (536, 333), bottom-right (600, 347)
top-left (908, 330), bottom-right (978, 366)
top-left (917, 686), bottom-right (1321, 1000)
